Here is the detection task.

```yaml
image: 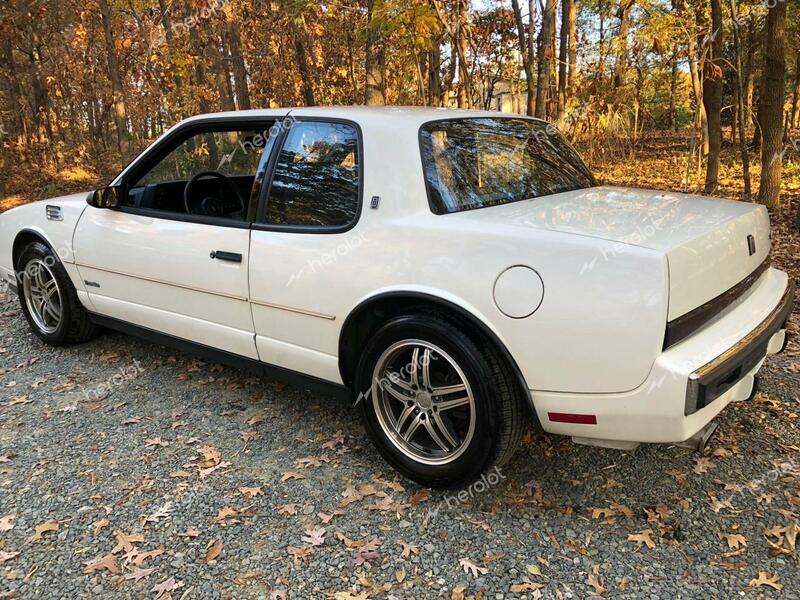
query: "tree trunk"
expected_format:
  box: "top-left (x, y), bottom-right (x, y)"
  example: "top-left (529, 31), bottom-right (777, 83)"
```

top-left (227, 22), bottom-right (251, 110)
top-left (98, 0), bottom-right (128, 150)
top-left (0, 37), bottom-right (24, 140)
top-left (567, 0), bottom-right (577, 96)
top-left (669, 47), bottom-right (678, 130)
top-left (428, 43), bottom-right (442, 107)
top-left (289, 18), bottom-right (317, 106)
top-left (728, 0), bottom-right (751, 200)
top-left (364, 0), bottom-right (385, 106)
top-left (455, 0), bottom-right (471, 108)
top-left (557, 0), bottom-right (570, 122)
top-left (756, 0), bottom-right (787, 209)
top-left (613, 0), bottom-right (635, 91)
top-left (703, 0), bottom-right (723, 194)
top-left (789, 49), bottom-right (800, 130)
top-left (745, 19), bottom-right (757, 138)
top-left (510, 0), bottom-right (536, 116)
top-left (535, 0), bottom-right (556, 119)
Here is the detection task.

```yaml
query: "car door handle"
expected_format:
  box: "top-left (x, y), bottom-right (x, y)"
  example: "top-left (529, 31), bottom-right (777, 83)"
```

top-left (210, 250), bottom-right (242, 263)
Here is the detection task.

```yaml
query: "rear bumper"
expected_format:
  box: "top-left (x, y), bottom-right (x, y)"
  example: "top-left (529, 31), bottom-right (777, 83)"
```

top-left (531, 267), bottom-right (793, 444)
top-left (685, 278), bottom-right (794, 415)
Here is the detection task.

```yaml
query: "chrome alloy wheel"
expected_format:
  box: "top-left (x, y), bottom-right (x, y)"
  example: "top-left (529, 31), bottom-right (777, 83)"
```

top-left (372, 340), bottom-right (476, 465)
top-left (22, 259), bottom-right (63, 334)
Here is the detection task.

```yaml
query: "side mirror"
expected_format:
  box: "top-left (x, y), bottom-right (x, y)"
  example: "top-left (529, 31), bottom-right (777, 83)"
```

top-left (87, 186), bottom-right (121, 209)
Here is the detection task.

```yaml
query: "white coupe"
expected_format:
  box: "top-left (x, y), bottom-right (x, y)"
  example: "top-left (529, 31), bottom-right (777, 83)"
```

top-left (0, 107), bottom-right (794, 486)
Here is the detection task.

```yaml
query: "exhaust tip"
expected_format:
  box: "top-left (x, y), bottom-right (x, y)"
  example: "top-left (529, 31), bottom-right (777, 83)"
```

top-left (676, 422), bottom-right (719, 452)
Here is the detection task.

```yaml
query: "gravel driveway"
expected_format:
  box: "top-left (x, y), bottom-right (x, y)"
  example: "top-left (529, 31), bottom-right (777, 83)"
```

top-left (0, 281), bottom-right (798, 600)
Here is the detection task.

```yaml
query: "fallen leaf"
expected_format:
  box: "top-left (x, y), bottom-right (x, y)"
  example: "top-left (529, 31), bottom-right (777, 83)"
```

top-left (27, 520), bottom-right (58, 543)
top-left (206, 540), bottom-right (223, 562)
top-left (0, 551), bottom-right (20, 565)
top-left (510, 578), bottom-right (544, 593)
top-left (354, 538), bottom-right (382, 566)
top-left (397, 540), bottom-right (419, 559)
top-left (238, 486), bottom-right (262, 499)
top-left (0, 514), bottom-right (15, 532)
top-left (178, 528), bottom-right (200, 538)
top-left (720, 533), bottom-right (747, 550)
top-left (151, 577), bottom-right (181, 596)
top-left (459, 557), bottom-right (488, 578)
top-left (627, 529), bottom-right (656, 549)
top-left (302, 526), bottom-right (326, 547)
top-left (278, 504), bottom-right (298, 516)
top-left (287, 546), bottom-right (313, 566)
top-left (748, 571), bottom-right (782, 590)
top-left (93, 518), bottom-right (109, 536)
top-left (124, 567), bottom-right (155, 582)
top-left (83, 553), bottom-right (119, 574)
top-left (132, 545), bottom-right (164, 566)
top-left (280, 471), bottom-right (305, 482)
top-left (112, 530), bottom-right (144, 554)
top-left (693, 457), bottom-right (715, 474)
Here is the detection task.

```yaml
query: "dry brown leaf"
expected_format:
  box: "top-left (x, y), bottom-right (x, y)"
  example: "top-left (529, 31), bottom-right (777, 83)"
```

top-left (124, 567), bottom-right (155, 582)
top-left (206, 540), bottom-right (223, 562)
top-left (458, 557), bottom-right (488, 578)
top-left (627, 529), bottom-right (656, 549)
top-left (0, 551), bottom-right (20, 565)
top-left (238, 486), bottom-right (262, 499)
top-left (693, 457), bottom-right (715, 474)
top-left (720, 533), bottom-right (747, 550)
top-left (397, 540), bottom-right (420, 559)
top-left (83, 553), bottom-right (119, 574)
top-left (280, 471), bottom-right (305, 482)
top-left (111, 530), bottom-right (143, 554)
top-left (0, 514), bottom-right (15, 532)
top-left (278, 504), bottom-right (298, 516)
top-left (287, 546), bottom-right (312, 566)
top-left (748, 571), bottom-right (783, 590)
top-left (93, 518), bottom-right (109, 537)
top-left (509, 578), bottom-right (544, 593)
top-left (302, 526), bottom-right (326, 547)
top-left (132, 545), bottom-right (164, 567)
top-left (27, 520), bottom-right (58, 543)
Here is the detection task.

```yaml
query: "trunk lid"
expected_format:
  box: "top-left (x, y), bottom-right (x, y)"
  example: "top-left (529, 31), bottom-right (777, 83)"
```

top-left (456, 186), bottom-right (771, 319)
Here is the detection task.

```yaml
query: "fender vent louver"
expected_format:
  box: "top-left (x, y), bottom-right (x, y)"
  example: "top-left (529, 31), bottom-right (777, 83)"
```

top-left (45, 205), bottom-right (63, 221)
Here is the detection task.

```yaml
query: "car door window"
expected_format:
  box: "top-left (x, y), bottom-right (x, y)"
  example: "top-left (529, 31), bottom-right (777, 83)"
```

top-left (264, 121), bottom-right (360, 229)
top-left (125, 127), bottom-right (274, 220)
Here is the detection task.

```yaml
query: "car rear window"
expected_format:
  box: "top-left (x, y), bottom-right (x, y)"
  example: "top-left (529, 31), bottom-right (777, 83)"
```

top-left (419, 118), bottom-right (596, 215)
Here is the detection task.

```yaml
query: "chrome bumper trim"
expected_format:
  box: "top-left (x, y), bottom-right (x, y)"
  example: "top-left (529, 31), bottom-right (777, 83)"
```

top-left (685, 279), bottom-right (795, 415)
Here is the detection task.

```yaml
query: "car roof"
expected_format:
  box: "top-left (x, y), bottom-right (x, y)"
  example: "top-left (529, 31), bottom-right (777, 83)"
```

top-left (179, 106), bottom-right (548, 129)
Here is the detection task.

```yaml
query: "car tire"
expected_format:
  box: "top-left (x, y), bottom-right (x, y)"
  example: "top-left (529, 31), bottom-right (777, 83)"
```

top-left (16, 241), bottom-right (98, 346)
top-left (355, 311), bottom-right (526, 488)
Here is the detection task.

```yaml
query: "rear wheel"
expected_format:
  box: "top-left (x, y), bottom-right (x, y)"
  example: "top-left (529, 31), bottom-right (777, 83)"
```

top-left (356, 312), bottom-right (525, 488)
top-left (16, 241), bottom-right (98, 345)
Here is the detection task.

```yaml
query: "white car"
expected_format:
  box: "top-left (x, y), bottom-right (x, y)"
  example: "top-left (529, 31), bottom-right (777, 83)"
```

top-left (0, 107), bottom-right (793, 486)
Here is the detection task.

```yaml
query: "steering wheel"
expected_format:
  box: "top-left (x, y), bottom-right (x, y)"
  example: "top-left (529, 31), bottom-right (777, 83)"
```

top-left (183, 171), bottom-right (245, 217)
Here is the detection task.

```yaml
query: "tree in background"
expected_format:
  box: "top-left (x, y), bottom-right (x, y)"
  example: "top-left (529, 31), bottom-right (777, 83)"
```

top-left (0, 0), bottom-right (797, 215)
top-left (757, 0), bottom-right (787, 209)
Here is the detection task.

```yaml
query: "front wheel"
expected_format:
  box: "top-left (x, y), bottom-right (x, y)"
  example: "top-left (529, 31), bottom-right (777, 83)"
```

top-left (355, 313), bottom-right (525, 488)
top-left (16, 241), bottom-right (98, 345)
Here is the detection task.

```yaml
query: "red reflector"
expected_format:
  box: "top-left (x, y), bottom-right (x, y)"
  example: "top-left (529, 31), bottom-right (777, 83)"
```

top-left (548, 412), bottom-right (597, 425)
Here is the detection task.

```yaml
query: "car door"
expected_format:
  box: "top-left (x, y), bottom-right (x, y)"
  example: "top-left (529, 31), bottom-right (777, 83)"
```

top-left (249, 118), bottom-right (364, 382)
top-left (73, 118), bottom-right (284, 359)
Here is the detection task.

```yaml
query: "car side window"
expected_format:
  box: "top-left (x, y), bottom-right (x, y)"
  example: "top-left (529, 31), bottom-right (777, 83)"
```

top-left (124, 126), bottom-right (274, 220)
top-left (264, 121), bottom-right (360, 228)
